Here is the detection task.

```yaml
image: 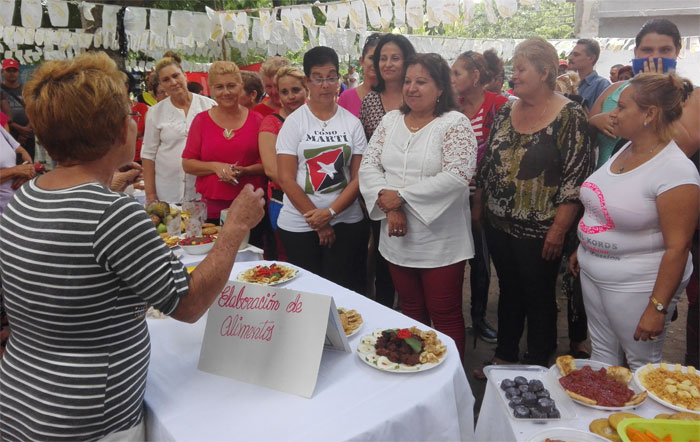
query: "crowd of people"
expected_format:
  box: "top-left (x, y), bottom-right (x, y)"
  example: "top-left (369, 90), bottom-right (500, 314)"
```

top-left (0, 17), bottom-right (698, 441)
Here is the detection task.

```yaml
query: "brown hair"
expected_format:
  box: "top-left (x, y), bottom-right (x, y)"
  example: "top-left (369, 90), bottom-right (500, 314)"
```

top-left (208, 60), bottom-right (242, 86)
top-left (23, 52), bottom-right (130, 164)
top-left (274, 66), bottom-right (307, 91)
top-left (513, 37), bottom-right (558, 90)
top-left (628, 73), bottom-right (694, 142)
top-left (259, 56), bottom-right (290, 79)
top-left (240, 71), bottom-right (264, 103)
top-left (456, 49), bottom-right (503, 86)
top-left (155, 51), bottom-right (183, 79)
top-left (399, 53), bottom-right (456, 117)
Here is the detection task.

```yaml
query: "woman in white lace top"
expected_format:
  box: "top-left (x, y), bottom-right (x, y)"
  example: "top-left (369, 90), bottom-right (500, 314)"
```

top-left (359, 53), bottom-right (478, 360)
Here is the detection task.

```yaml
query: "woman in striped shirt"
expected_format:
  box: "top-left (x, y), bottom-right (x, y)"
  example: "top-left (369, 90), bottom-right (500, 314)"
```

top-left (0, 52), bottom-right (264, 442)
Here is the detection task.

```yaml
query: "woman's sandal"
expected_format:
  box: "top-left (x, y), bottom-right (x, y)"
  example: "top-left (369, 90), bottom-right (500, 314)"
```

top-left (472, 357), bottom-right (513, 380)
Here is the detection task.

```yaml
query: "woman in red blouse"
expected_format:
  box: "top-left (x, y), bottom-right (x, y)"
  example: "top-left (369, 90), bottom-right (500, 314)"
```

top-left (183, 61), bottom-right (267, 238)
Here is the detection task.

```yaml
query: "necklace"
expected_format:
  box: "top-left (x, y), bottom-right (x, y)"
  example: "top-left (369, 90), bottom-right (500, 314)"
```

top-left (617, 142), bottom-right (663, 173)
top-left (223, 128), bottom-right (235, 140)
top-left (406, 114), bottom-right (434, 132)
top-left (517, 97), bottom-right (551, 132)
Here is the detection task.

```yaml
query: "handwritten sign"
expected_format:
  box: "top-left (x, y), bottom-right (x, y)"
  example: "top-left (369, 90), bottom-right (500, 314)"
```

top-left (198, 281), bottom-right (349, 398)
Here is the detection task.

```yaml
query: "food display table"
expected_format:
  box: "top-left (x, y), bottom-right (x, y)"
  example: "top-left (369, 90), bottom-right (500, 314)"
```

top-left (474, 366), bottom-right (678, 441)
top-left (175, 244), bottom-right (263, 267)
top-left (144, 260), bottom-right (475, 441)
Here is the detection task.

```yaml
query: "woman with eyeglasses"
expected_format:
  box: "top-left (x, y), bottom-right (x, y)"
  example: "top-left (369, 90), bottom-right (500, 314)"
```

top-left (359, 53), bottom-right (477, 361)
top-left (276, 46), bottom-right (369, 293)
top-left (142, 52), bottom-right (216, 204)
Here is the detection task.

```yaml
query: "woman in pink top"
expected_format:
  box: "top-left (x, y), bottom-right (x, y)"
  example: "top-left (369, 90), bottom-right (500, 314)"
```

top-left (183, 61), bottom-right (266, 228)
top-left (337, 33), bottom-right (380, 117)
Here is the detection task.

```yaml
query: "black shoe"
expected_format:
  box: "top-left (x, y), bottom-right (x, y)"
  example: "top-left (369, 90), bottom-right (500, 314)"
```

top-left (473, 317), bottom-right (497, 343)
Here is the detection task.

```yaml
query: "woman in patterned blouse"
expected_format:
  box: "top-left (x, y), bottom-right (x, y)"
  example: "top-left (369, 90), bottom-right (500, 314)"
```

top-left (473, 38), bottom-right (594, 376)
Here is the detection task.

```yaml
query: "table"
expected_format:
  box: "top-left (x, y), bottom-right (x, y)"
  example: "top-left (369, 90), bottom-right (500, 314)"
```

top-left (475, 367), bottom-right (677, 441)
top-left (144, 260), bottom-right (475, 441)
top-left (175, 244), bottom-right (263, 267)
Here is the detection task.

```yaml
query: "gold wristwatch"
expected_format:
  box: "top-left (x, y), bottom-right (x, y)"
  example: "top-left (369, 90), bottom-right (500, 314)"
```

top-left (649, 296), bottom-right (668, 314)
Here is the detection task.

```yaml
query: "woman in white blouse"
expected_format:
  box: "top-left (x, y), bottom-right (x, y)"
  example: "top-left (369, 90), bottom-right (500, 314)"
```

top-left (142, 52), bottom-right (216, 204)
top-left (359, 53), bottom-right (478, 360)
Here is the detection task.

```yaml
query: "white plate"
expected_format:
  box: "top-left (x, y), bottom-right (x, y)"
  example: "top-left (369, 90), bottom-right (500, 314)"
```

top-left (356, 329), bottom-right (446, 373)
top-left (634, 363), bottom-right (700, 414)
top-left (526, 427), bottom-right (609, 442)
top-left (484, 365), bottom-right (576, 422)
top-left (549, 359), bottom-right (647, 410)
top-left (338, 308), bottom-right (363, 338)
top-left (180, 241), bottom-right (214, 255)
top-left (235, 263), bottom-right (300, 286)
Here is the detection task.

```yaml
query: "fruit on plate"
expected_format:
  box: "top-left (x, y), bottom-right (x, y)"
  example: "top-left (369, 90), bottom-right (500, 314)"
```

top-left (179, 235), bottom-right (214, 246)
top-left (146, 201), bottom-right (169, 219)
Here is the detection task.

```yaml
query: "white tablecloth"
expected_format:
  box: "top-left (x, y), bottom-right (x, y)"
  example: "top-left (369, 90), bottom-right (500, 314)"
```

top-left (145, 260), bottom-right (475, 441)
top-left (475, 369), bottom-right (675, 441)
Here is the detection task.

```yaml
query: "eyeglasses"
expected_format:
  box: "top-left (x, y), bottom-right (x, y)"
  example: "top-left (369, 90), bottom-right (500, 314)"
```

top-left (308, 77), bottom-right (339, 85)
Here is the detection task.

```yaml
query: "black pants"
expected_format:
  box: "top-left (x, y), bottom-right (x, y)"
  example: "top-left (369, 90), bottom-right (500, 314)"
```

top-left (370, 220), bottom-right (395, 307)
top-left (279, 220), bottom-right (369, 294)
top-left (469, 219), bottom-right (491, 321)
top-left (485, 223), bottom-right (559, 367)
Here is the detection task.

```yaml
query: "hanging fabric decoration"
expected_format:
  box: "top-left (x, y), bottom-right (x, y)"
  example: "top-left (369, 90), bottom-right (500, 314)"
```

top-left (442, 0), bottom-right (460, 26)
top-left (47, 0), bottom-right (70, 27)
top-left (21, 0), bottom-right (43, 29)
top-left (124, 7), bottom-right (147, 35)
top-left (337, 2), bottom-right (350, 30)
top-left (234, 11), bottom-right (249, 44)
top-left (378, 0), bottom-right (392, 29)
top-left (290, 8), bottom-right (304, 41)
top-left (307, 24), bottom-right (318, 47)
top-left (393, 0), bottom-right (406, 27)
top-left (251, 17), bottom-right (263, 45)
top-left (82, 2), bottom-right (95, 21)
top-left (324, 4), bottom-right (338, 34)
top-left (14, 27), bottom-right (25, 46)
top-left (520, 0), bottom-right (540, 7)
top-left (102, 5), bottom-right (120, 35)
top-left (427, 0), bottom-right (444, 27)
top-left (348, 1), bottom-right (367, 34)
top-left (269, 19), bottom-right (283, 45)
top-left (300, 6), bottom-right (315, 34)
top-left (0, 0), bottom-right (15, 27)
top-left (170, 10), bottom-right (193, 38)
top-left (364, 0), bottom-right (381, 29)
top-left (259, 9), bottom-right (273, 41)
top-left (484, 0), bottom-right (499, 24)
top-left (280, 8), bottom-right (293, 34)
top-left (462, 0), bottom-right (475, 24)
top-left (149, 8), bottom-right (168, 39)
top-left (34, 28), bottom-right (45, 46)
top-left (494, 0), bottom-right (518, 18)
top-left (23, 28), bottom-right (35, 45)
top-left (190, 12), bottom-right (210, 42)
top-left (406, 0), bottom-right (424, 29)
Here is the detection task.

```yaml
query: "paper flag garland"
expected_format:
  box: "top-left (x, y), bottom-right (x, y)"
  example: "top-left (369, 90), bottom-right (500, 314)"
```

top-left (495, 0), bottom-right (518, 18)
top-left (443, 0), bottom-right (460, 26)
top-left (378, 0), bottom-right (392, 29)
top-left (462, 0), bottom-right (475, 24)
top-left (259, 9), bottom-right (272, 41)
top-left (365, 0), bottom-right (381, 29)
top-left (234, 11), bottom-right (249, 44)
top-left (349, 1), bottom-right (368, 34)
top-left (149, 8), bottom-right (169, 38)
top-left (394, 0), bottom-right (406, 27)
top-left (0, 0), bottom-right (15, 27)
top-left (124, 7), bottom-right (147, 35)
top-left (47, 0), bottom-right (70, 27)
top-left (102, 4), bottom-right (120, 35)
top-left (406, 0), bottom-right (423, 29)
top-left (21, 0), bottom-right (42, 29)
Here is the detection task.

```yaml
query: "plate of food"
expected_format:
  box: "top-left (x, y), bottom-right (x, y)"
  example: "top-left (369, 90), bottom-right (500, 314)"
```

top-left (356, 327), bottom-right (447, 373)
top-left (485, 365), bottom-right (576, 422)
top-left (235, 263), bottom-right (299, 286)
top-left (634, 363), bottom-right (700, 413)
top-left (337, 308), bottom-right (363, 338)
top-left (550, 356), bottom-right (647, 410)
top-left (527, 427), bottom-right (609, 442)
top-left (159, 232), bottom-right (182, 248)
top-left (179, 235), bottom-right (215, 255)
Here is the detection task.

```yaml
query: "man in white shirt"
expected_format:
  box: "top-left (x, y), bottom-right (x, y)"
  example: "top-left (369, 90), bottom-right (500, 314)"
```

top-left (344, 65), bottom-right (360, 89)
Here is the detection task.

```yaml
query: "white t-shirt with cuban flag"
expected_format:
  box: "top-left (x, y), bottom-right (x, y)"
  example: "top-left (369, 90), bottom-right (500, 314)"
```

top-left (577, 140), bottom-right (700, 291)
top-left (275, 104), bottom-right (367, 232)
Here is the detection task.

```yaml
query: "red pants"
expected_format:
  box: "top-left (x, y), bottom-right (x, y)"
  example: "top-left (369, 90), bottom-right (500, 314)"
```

top-left (388, 261), bottom-right (466, 361)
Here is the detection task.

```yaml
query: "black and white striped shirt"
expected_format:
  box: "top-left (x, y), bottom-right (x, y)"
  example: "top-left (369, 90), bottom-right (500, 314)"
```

top-left (0, 180), bottom-right (189, 441)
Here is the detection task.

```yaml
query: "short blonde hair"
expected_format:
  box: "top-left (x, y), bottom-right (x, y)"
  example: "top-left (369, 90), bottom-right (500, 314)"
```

top-left (259, 56), bottom-right (290, 79)
top-left (208, 61), bottom-right (242, 86)
top-left (274, 66), bottom-right (307, 90)
top-left (155, 51), bottom-right (183, 80)
top-left (23, 52), bottom-right (130, 164)
top-left (513, 38), bottom-right (558, 90)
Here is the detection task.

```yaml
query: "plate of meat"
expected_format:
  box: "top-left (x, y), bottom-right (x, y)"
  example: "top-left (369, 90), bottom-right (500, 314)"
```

top-left (549, 356), bottom-right (647, 410)
top-left (356, 328), bottom-right (447, 373)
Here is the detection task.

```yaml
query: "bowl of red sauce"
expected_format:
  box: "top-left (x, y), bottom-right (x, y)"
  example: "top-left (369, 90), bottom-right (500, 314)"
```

top-left (179, 235), bottom-right (215, 255)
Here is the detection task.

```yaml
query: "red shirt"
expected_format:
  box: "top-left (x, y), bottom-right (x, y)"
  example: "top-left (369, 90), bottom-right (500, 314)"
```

top-left (131, 102), bottom-right (149, 162)
top-left (182, 110), bottom-right (266, 212)
top-left (253, 98), bottom-right (278, 117)
top-left (0, 111), bottom-right (8, 129)
top-left (259, 113), bottom-right (285, 195)
top-left (469, 91), bottom-right (508, 164)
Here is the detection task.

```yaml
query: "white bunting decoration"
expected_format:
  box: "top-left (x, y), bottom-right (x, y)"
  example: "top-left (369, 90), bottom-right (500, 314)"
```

top-left (337, 2), bottom-right (349, 30)
top-left (259, 9), bottom-right (273, 41)
top-left (364, 0), bottom-right (381, 29)
top-left (378, 0), bottom-right (392, 29)
top-left (349, 1), bottom-right (367, 34)
top-left (92, 27), bottom-right (102, 48)
top-left (47, 0), bottom-right (70, 27)
top-left (462, 0), bottom-right (475, 24)
top-left (14, 27), bottom-right (25, 45)
top-left (220, 11), bottom-right (236, 33)
top-left (520, 0), bottom-right (540, 7)
top-left (21, 0), bottom-right (42, 29)
top-left (269, 20), bottom-right (283, 45)
top-left (102, 5), bottom-right (120, 35)
top-left (495, 0), bottom-right (518, 18)
top-left (251, 16), bottom-right (263, 45)
top-left (191, 12), bottom-right (211, 42)
top-left (34, 28), bottom-right (44, 45)
top-left (0, 0), bottom-right (15, 27)
top-left (170, 10), bottom-right (192, 38)
top-left (325, 4), bottom-right (338, 34)
top-left (234, 12), bottom-right (249, 44)
top-left (280, 8), bottom-right (293, 34)
top-left (125, 7), bottom-right (147, 35)
top-left (307, 25), bottom-right (318, 47)
top-left (290, 8), bottom-right (304, 41)
top-left (300, 6), bottom-right (315, 33)
top-left (394, 0), bottom-right (406, 27)
top-left (24, 27), bottom-right (35, 45)
top-left (406, 0), bottom-right (423, 29)
top-left (149, 8), bottom-right (168, 38)
top-left (427, 0), bottom-right (444, 27)
top-left (485, 0), bottom-right (499, 24)
top-left (82, 2), bottom-right (95, 21)
top-left (442, 0), bottom-right (459, 26)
